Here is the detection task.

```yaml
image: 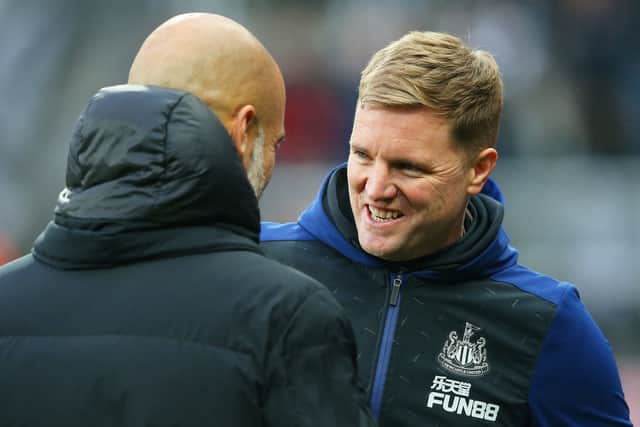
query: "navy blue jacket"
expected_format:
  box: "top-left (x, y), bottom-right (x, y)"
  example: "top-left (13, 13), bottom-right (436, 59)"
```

top-left (261, 164), bottom-right (631, 426)
top-left (0, 88), bottom-right (374, 427)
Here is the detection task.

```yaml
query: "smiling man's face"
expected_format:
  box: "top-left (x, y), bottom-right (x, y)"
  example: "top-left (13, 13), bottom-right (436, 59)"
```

top-left (347, 105), bottom-right (476, 262)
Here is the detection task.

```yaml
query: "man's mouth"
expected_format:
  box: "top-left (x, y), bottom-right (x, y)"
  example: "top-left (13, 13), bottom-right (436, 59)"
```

top-left (368, 205), bottom-right (403, 222)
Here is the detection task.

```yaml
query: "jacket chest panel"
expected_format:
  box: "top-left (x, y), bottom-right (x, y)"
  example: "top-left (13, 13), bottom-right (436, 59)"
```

top-left (360, 277), bottom-right (556, 426)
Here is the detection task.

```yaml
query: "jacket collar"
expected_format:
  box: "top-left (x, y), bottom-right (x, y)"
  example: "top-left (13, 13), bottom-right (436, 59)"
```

top-left (33, 222), bottom-right (261, 270)
top-left (298, 163), bottom-right (518, 278)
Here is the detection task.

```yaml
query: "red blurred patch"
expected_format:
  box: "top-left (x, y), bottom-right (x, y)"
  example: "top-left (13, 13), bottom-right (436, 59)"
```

top-left (619, 359), bottom-right (640, 425)
top-left (0, 235), bottom-right (19, 265)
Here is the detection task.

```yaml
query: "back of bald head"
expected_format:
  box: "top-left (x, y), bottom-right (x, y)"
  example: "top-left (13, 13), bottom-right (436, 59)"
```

top-left (128, 13), bottom-right (284, 133)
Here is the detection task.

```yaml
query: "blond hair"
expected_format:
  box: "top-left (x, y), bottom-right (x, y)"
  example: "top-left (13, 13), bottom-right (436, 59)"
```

top-left (358, 31), bottom-right (503, 152)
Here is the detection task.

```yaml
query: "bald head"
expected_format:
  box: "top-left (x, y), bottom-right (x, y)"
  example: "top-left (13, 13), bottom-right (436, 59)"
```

top-left (129, 13), bottom-right (286, 195)
top-left (130, 13), bottom-right (284, 128)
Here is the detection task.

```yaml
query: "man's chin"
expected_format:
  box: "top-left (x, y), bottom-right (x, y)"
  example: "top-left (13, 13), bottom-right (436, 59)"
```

top-left (254, 185), bottom-right (265, 199)
top-left (249, 177), bottom-right (267, 199)
top-left (359, 237), bottom-right (401, 261)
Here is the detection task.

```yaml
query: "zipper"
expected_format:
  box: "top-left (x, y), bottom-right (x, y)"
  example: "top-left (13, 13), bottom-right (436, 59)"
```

top-left (389, 274), bottom-right (402, 306)
top-left (369, 271), bottom-right (404, 419)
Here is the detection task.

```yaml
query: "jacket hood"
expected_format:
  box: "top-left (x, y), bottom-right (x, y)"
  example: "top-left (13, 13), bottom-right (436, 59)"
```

top-left (297, 163), bottom-right (518, 278)
top-left (53, 84), bottom-right (259, 233)
top-left (33, 85), bottom-right (261, 269)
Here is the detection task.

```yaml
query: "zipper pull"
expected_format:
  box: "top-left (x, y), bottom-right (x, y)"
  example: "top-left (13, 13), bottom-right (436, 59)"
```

top-left (390, 273), bottom-right (403, 306)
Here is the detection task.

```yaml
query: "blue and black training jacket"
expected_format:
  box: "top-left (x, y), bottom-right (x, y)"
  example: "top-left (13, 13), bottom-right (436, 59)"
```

top-left (261, 163), bottom-right (631, 426)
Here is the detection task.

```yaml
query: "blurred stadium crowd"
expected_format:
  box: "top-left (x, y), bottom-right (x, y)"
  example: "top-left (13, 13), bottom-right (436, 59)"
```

top-left (0, 0), bottom-right (638, 418)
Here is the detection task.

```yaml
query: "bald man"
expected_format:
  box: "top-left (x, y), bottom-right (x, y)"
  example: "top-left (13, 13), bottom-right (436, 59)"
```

top-left (0, 13), bottom-right (374, 427)
top-left (128, 13), bottom-right (286, 198)
top-left (129, 14), bottom-right (285, 197)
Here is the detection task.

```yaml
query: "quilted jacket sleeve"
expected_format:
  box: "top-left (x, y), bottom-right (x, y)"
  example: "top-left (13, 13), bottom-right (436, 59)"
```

top-left (263, 284), bottom-right (375, 427)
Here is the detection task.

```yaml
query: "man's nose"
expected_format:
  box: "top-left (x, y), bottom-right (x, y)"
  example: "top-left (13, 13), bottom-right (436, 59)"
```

top-left (364, 166), bottom-right (397, 200)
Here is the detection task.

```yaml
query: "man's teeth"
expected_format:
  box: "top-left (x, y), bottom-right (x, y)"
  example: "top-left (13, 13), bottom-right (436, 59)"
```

top-left (368, 206), bottom-right (401, 221)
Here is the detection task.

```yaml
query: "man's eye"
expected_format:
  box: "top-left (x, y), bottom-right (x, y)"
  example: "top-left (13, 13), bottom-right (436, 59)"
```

top-left (396, 160), bottom-right (419, 171)
top-left (353, 150), bottom-right (368, 159)
top-left (399, 163), bottom-right (425, 176)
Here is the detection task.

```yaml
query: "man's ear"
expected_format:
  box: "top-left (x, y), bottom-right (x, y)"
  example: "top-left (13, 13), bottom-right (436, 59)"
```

top-left (229, 104), bottom-right (257, 170)
top-left (466, 147), bottom-right (498, 195)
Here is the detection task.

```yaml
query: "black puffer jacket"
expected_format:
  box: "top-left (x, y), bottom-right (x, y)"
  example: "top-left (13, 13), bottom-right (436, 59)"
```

top-left (0, 85), bottom-right (374, 427)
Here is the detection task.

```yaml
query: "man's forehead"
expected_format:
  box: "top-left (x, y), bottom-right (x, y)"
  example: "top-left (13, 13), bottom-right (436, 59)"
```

top-left (353, 107), bottom-right (450, 139)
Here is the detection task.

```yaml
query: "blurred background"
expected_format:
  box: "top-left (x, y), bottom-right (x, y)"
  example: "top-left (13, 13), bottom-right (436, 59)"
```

top-left (0, 0), bottom-right (638, 419)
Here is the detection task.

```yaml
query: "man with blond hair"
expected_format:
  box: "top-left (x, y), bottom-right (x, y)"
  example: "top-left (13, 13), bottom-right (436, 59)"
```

top-left (262, 31), bottom-right (631, 425)
top-left (0, 13), bottom-right (374, 426)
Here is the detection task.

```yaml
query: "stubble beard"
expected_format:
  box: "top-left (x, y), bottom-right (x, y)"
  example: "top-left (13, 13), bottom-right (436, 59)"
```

top-left (247, 127), bottom-right (266, 199)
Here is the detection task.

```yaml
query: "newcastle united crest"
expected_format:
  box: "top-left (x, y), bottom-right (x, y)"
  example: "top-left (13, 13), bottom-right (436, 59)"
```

top-left (437, 322), bottom-right (489, 377)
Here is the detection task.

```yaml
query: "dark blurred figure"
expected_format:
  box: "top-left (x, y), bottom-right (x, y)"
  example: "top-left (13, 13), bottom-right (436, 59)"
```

top-left (554, 0), bottom-right (640, 153)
